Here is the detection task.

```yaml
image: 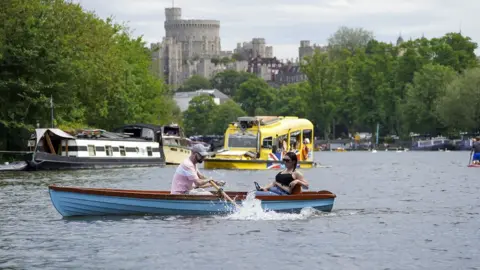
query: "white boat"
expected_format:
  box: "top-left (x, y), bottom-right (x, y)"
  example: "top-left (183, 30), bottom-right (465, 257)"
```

top-left (160, 124), bottom-right (192, 165)
top-left (25, 124), bottom-right (166, 170)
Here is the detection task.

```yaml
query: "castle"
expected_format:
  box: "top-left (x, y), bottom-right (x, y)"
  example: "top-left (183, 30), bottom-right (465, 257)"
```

top-left (150, 7), bottom-right (330, 88)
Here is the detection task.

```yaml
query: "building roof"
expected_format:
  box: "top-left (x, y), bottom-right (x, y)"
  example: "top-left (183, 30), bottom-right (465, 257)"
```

top-left (174, 89), bottom-right (231, 111)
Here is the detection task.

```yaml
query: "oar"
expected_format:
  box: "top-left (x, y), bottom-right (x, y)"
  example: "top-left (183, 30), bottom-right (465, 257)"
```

top-left (209, 180), bottom-right (240, 208)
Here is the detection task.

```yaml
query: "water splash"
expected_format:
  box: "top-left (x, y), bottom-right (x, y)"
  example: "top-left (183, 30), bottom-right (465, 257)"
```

top-left (221, 191), bottom-right (320, 221)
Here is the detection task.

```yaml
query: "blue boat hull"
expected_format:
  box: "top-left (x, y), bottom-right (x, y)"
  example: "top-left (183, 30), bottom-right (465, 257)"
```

top-left (48, 187), bottom-right (335, 217)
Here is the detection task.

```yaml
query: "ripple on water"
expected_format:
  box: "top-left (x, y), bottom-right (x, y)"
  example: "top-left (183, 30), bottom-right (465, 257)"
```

top-left (1, 152), bottom-right (479, 269)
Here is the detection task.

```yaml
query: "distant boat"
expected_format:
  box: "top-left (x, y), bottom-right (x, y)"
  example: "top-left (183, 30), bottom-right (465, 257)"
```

top-left (48, 185), bottom-right (336, 217)
top-left (411, 136), bottom-right (454, 151)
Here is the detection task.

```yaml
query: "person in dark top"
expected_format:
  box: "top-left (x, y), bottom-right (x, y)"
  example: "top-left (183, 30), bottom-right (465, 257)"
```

top-left (471, 137), bottom-right (480, 164)
top-left (258, 152), bottom-right (309, 195)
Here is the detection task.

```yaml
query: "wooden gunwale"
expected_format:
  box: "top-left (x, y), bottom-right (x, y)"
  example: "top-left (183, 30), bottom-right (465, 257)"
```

top-left (48, 185), bottom-right (336, 201)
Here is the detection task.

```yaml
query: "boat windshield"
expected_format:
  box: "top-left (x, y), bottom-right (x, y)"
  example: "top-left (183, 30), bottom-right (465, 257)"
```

top-left (227, 133), bottom-right (257, 148)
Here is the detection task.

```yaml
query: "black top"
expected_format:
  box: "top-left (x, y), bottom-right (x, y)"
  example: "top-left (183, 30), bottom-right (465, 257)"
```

top-left (474, 141), bottom-right (480, 153)
top-left (275, 171), bottom-right (295, 187)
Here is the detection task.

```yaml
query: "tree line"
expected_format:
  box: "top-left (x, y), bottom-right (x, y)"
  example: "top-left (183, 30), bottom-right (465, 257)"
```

top-left (0, 0), bottom-right (181, 153)
top-left (181, 28), bottom-right (480, 140)
top-left (1, 0), bottom-right (479, 155)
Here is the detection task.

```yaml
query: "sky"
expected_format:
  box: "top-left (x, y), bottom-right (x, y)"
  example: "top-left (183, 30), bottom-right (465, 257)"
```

top-left (75, 0), bottom-right (480, 60)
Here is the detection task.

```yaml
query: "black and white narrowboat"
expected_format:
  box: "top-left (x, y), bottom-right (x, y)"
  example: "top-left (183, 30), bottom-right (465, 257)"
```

top-left (25, 124), bottom-right (166, 170)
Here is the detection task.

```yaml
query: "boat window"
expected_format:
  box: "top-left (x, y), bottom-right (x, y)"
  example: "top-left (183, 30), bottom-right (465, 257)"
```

top-left (262, 136), bottom-right (273, 148)
top-left (303, 129), bottom-right (313, 143)
top-left (290, 130), bottom-right (301, 149)
top-left (228, 133), bottom-right (257, 148)
top-left (119, 146), bottom-right (126, 156)
top-left (105, 145), bottom-right (113, 156)
top-left (88, 145), bottom-right (96, 156)
top-left (147, 146), bottom-right (153, 156)
top-left (141, 128), bottom-right (154, 140)
top-left (180, 138), bottom-right (189, 147)
top-left (164, 138), bottom-right (180, 146)
top-left (277, 134), bottom-right (288, 152)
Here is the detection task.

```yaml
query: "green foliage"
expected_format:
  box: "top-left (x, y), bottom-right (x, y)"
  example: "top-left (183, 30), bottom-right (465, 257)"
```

top-left (234, 77), bottom-right (275, 116)
top-left (436, 68), bottom-right (480, 132)
top-left (402, 64), bottom-right (456, 134)
top-left (211, 100), bottom-right (246, 135)
top-left (182, 95), bottom-right (246, 136)
top-left (210, 70), bottom-right (256, 96)
top-left (328, 26), bottom-right (375, 55)
top-left (300, 51), bottom-right (339, 138)
top-left (176, 75), bottom-right (212, 92)
top-left (0, 0), bottom-right (179, 134)
top-left (182, 95), bottom-right (217, 135)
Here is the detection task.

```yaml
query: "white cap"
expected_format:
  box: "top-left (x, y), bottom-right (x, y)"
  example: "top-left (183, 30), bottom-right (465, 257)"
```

top-left (304, 138), bottom-right (310, 144)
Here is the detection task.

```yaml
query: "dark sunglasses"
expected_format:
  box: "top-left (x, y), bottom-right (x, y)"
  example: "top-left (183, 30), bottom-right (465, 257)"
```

top-left (283, 158), bottom-right (292, 162)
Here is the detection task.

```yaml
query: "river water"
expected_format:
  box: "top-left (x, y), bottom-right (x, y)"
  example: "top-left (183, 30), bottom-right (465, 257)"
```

top-left (0, 151), bottom-right (479, 270)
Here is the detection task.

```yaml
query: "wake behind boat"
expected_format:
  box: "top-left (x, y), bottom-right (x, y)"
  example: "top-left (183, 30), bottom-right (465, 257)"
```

top-left (48, 185), bottom-right (336, 217)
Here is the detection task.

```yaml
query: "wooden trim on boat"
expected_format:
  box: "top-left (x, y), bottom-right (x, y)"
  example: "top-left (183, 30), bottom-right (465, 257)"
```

top-left (48, 185), bottom-right (336, 201)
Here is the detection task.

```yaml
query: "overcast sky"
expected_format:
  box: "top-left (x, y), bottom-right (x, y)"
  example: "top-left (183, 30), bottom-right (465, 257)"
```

top-left (75, 0), bottom-right (479, 60)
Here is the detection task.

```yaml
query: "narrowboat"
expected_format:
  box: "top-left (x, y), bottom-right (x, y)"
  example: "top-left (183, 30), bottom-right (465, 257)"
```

top-left (48, 185), bottom-right (336, 217)
top-left (410, 135), bottom-right (455, 151)
top-left (26, 124), bottom-right (166, 170)
top-left (203, 116), bottom-right (315, 170)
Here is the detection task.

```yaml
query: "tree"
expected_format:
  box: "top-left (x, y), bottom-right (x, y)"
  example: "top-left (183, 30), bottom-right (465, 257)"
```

top-left (350, 40), bottom-right (396, 139)
top-left (436, 68), bottom-right (480, 132)
top-left (271, 83), bottom-right (309, 118)
top-left (300, 51), bottom-right (339, 139)
top-left (0, 0), bottom-right (180, 152)
top-left (211, 100), bottom-right (246, 135)
top-left (232, 53), bottom-right (247, 61)
top-left (182, 95), bottom-right (217, 136)
top-left (431, 32), bottom-right (478, 73)
top-left (328, 26), bottom-right (374, 54)
top-left (234, 77), bottom-right (275, 116)
top-left (402, 64), bottom-right (457, 134)
top-left (210, 70), bottom-right (256, 96)
top-left (177, 75), bottom-right (212, 92)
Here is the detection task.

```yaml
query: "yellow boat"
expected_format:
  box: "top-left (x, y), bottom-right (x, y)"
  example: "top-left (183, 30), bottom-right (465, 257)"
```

top-left (161, 124), bottom-right (191, 165)
top-left (204, 116), bottom-right (315, 170)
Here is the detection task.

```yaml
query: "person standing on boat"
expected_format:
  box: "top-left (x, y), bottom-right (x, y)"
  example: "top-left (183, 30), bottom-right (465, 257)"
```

top-left (471, 137), bottom-right (480, 164)
top-left (257, 152), bottom-right (309, 195)
top-left (170, 144), bottom-right (224, 195)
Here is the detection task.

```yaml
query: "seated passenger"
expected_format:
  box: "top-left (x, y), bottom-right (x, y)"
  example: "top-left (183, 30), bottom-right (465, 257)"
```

top-left (471, 138), bottom-right (480, 164)
top-left (257, 152), bottom-right (309, 195)
top-left (302, 138), bottom-right (310, 160)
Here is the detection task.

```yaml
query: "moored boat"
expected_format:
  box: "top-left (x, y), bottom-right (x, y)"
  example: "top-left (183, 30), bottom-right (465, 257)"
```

top-left (158, 124), bottom-right (191, 165)
top-left (204, 116), bottom-right (315, 170)
top-left (48, 185), bottom-right (336, 217)
top-left (25, 124), bottom-right (166, 170)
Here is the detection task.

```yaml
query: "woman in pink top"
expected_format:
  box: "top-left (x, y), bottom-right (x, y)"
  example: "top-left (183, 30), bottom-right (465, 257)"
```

top-left (170, 144), bottom-right (224, 195)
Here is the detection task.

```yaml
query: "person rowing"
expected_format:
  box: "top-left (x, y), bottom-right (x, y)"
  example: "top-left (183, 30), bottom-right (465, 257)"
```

top-left (255, 151), bottom-right (309, 195)
top-left (471, 137), bottom-right (480, 165)
top-left (170, 144), bottom-right (224, 195)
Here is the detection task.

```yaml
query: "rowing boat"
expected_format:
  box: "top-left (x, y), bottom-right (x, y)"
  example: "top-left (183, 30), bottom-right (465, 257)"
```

top-left (48, 185), bottom-right (336, 217)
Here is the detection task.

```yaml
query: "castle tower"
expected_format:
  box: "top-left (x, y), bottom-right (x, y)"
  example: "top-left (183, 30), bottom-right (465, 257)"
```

top-left (252, 38), bottom-right (266, 58)
top-left (164, 7), bottom-right (220, 59)
top-left (165, 7), bottom-right (181, 21)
